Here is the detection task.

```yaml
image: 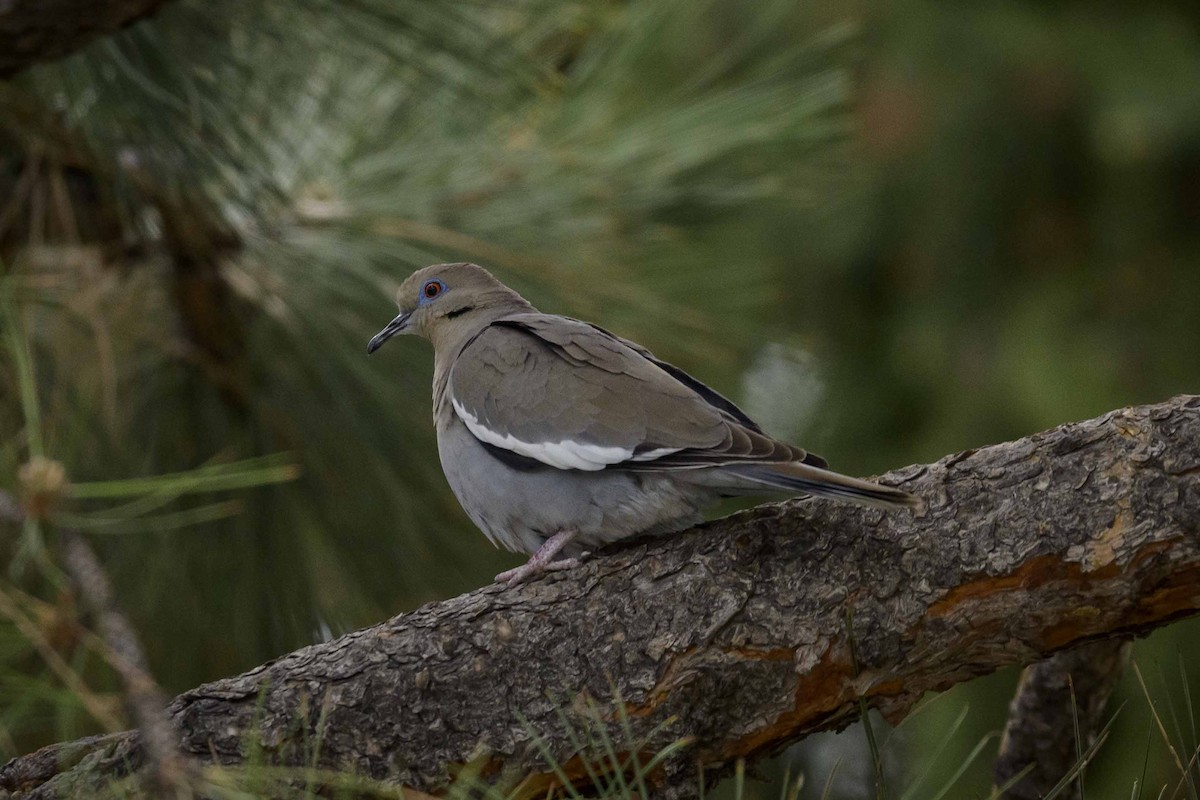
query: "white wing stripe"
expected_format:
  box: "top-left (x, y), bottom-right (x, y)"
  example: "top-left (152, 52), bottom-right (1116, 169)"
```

top-left (453, 399), bottom-right (635, 471)
top-left (631, 446), bottom-right (682, 461)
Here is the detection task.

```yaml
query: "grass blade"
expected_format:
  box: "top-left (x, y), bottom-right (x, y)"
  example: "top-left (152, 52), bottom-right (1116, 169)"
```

top-left (899, 703), bottom-right (971, 800)
top-left (1041, 704), bottom-right (1123, 800)
top-left (68, 456), bottom-right (299, 499)
top-left (925, 732), bottom-right (999, 800)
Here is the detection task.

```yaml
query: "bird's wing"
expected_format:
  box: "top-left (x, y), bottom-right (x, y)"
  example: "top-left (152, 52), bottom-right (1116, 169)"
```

top-left (448, 313), bottom-right (825, 472)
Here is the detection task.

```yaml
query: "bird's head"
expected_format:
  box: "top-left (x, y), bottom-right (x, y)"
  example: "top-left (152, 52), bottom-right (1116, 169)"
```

top-left (367, 262), bottom-right (531, 353)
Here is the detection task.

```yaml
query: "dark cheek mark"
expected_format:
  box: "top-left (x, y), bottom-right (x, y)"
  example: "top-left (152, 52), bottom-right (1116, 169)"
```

top-left (446, 305), bottom-right (476, 319)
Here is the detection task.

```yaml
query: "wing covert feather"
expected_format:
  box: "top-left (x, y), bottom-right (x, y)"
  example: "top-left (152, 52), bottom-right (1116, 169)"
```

top-left (449, 314), bottom-right (825, 472)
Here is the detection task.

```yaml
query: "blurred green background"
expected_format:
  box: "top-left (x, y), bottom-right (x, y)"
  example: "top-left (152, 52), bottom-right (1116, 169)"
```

top-left (2, 0), bottom-right (1199, 796)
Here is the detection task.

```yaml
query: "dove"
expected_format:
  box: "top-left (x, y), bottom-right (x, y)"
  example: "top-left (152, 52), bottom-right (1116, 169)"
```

top-left (369, 262), bottom-right (919, 584)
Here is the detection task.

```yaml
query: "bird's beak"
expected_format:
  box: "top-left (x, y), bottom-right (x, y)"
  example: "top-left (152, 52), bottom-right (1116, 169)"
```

top-left (367, 311), bottom-right (412, 354)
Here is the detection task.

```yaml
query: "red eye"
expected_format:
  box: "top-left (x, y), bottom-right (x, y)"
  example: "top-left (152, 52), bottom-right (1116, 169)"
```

top-left (423, 281), bottom-right (442, 299)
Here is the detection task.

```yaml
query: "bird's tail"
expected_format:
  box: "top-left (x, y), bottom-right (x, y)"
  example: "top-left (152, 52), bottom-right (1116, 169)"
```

top-left (722, 461), bottom-right (923, 510)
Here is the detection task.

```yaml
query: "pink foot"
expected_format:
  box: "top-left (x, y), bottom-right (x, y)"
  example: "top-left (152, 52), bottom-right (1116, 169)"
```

top-left (494, 529), bottom-right (579, 586)
top-left (495, 557), bottom-right (581, 585)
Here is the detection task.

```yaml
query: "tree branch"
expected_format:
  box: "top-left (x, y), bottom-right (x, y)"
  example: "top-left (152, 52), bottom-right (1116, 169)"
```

top-left (0, 0), bottom-right (175, 79)
top-left (4, 395), bottom-right (1199, 798)
top-left (59, 530), bottom-right (194, 798)
top-left (993, 638), bottom-right (1132, 798)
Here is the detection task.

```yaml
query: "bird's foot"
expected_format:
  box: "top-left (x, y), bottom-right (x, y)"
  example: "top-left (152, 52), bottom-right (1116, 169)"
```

top-left (495, 529), bottom-right (579, 586)
top-left (495, 557), bottom-right (581, 585)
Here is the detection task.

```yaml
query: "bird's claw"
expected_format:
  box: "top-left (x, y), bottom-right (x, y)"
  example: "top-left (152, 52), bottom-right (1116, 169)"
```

top-left (495, 557), bottom-right (580, 586)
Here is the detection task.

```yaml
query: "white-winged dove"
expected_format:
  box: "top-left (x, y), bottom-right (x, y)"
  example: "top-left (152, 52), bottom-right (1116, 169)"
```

top-left (369, 263), bottom-right (920, 584)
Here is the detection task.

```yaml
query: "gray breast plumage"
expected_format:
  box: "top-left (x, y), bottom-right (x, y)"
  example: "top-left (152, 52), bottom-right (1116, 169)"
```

top-left (435, 414), bottom-right (711, 556)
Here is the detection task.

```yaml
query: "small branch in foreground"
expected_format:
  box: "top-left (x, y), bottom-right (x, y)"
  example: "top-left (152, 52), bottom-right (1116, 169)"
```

top-left (0, 585), bottom-right (123, 732)
top-left (59, 530), bottom-right (193, 799)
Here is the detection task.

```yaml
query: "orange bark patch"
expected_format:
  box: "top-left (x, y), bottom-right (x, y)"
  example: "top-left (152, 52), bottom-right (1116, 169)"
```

top-left (1081, 507), bottom-right (1134, 570)
top-left (722, 646), bottom-right (794, 661)
top-left (531, 534), bottom-right (1200, 795)
top-left (927, 555), bottom-right (1091, 618)
top-left (624, 647), bottom-right (698, 719)
top-left (624, 646), bottom-right (795, 720)
top-left (1126, 564), bottom-right (1200, 626)
top-left (718, 645), bottom-right (851, 761)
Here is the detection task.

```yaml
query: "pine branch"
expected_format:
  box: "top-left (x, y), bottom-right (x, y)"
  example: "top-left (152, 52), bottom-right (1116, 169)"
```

top-left (0, 0), bottom-right (174, 78)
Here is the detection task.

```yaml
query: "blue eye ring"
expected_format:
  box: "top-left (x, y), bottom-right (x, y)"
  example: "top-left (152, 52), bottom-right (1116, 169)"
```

top-left (419, 279), bottom-right (446, 305)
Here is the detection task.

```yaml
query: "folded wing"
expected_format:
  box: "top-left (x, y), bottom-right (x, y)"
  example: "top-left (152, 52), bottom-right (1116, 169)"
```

top-left (448, 313), bottom-right (826, 473)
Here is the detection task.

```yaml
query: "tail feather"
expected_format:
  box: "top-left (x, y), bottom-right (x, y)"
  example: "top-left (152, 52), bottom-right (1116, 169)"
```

top-left (724, 462), bottom-right (923, 510)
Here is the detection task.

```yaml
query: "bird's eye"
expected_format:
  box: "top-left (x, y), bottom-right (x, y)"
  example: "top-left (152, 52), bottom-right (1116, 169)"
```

top-left (422, 280), bottom-right (443, 300)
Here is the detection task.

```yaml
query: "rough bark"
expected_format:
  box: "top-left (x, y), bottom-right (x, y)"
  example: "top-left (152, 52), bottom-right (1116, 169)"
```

top-left (3, 395), bottom-right (1200, 799)
top-left (0, 0), bottom-right (175, 79)
top-left (993, 639), bottom-right (1132, 798)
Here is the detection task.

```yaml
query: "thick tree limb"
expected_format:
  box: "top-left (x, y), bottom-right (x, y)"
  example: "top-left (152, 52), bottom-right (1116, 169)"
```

top-left (0, 0), bottom-right (174, 79)
top-left (4, 395), bottom-right (1200, 798)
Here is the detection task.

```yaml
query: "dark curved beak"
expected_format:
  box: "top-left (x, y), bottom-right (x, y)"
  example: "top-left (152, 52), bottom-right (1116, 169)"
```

top-left (367, 311), bottom-right (412, 354)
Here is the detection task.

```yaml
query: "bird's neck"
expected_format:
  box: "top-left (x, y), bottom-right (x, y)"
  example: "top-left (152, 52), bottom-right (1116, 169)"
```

top-left (428, 297), bottom-right (533, 354)
top-left (430, 299), bottom-right (535, 423)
